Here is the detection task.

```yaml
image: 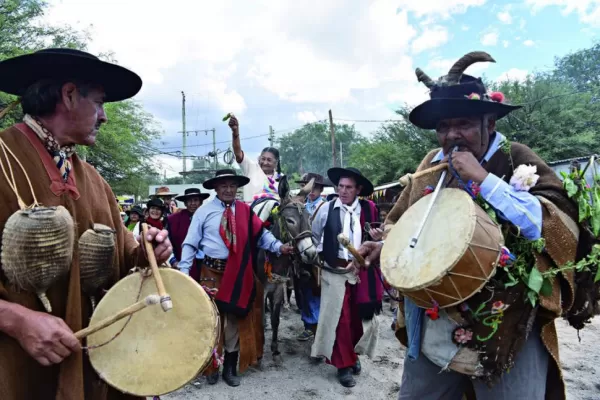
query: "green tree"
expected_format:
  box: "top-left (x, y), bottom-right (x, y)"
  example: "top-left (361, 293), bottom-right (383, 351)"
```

top-left (0, 0), bottom-right (169, 200)
top-left (348, 106), bottom-right (438, 185)
top-left (81, 101), bottom-right (162, 198)
top-left (277, 122), bottom-right (363, 179)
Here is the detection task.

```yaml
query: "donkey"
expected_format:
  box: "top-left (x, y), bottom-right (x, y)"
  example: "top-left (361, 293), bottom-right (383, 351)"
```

top-left (252, 176), bottom-right (318, 361)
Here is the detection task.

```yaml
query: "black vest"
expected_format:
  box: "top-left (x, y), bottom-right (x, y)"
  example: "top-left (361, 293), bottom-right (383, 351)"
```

top-left (321, 199), bottom-right (374, 268)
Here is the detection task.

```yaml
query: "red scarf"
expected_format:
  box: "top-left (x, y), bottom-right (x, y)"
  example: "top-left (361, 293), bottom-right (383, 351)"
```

top-left (145, 217), bottom-right (163, 230)
top-left (215, 200), bottom-right (265, 317)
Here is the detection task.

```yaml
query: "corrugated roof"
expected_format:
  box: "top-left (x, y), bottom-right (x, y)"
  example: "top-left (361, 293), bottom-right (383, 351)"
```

top-left (547, 154), bottom-right (599, 166)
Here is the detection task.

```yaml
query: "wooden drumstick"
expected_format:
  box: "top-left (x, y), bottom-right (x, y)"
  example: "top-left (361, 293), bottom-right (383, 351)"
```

top-left (74, 294), bottom-right (160, 340)
top-left (399, 163), bottom-right (448, 187)
top-left (337, 234), bottom-right (366, 267)
top-left (141, 223), bottom-right (173, 312)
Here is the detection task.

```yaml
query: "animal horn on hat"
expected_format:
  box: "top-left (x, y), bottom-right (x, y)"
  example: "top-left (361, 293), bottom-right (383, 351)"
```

top-left (446, 51), bottom-right (496, 84)
top-left (415, 68), bottom-right (435, 89)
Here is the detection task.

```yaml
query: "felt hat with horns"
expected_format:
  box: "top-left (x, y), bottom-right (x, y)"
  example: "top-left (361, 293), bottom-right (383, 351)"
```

top-left (409, 51), bottom-right (522, 130)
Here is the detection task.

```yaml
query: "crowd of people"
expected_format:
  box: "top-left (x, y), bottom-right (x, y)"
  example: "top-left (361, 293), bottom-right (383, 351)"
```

top-left (0, 46), bottom-right (592, 400)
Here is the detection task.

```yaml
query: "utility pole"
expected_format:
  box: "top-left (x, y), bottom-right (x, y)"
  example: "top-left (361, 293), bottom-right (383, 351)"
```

top-left (269, 126), bottom-right (275, 147)
top-left (181, 91), bottom-right (186, 183)
top-left (340, 142), bottom-right (343, 168)
top-left (329, 109), bottom-right (337, 167)
top-left (212, 128), bottom-right (217, 171)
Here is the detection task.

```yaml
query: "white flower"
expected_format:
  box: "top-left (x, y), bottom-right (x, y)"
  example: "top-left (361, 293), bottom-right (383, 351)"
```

top-left (509, 164), bottom-right (540, 191)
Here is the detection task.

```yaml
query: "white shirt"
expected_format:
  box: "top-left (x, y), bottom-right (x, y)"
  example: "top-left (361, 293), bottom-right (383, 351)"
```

top-left (238, 154), bottom-right (279, 202)
top-left (312, 197), bottom-right (362, 260)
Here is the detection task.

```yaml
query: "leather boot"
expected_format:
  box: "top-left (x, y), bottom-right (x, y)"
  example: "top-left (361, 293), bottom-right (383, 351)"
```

top-left (222, 351), bottom-right (241, 387)
top-left (206, 371), bottom-right (219, 385)
top-left (337, 367), bottom-right (356, 387)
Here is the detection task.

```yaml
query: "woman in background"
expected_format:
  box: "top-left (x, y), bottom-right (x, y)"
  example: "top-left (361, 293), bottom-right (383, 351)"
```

top-left (229, 115), bottom-right (282, 203)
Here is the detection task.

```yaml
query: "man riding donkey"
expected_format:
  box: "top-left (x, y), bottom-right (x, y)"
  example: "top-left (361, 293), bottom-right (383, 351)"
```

top-left (357, 51), bottom-right (583, 399)
top-left (177, 170), bottom-right (294, 387)
top-left (0, 48), bottom-right (172, 399)
top-left (167, 188), bottom-right (210, 280)
top-left (311, 167), bottom-right (384, 387)
top-left (294, 172), bottom-right (331, 342)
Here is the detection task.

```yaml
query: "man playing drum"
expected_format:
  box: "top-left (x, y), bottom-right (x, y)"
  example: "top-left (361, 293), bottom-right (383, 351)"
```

top-left (356, 51), bottom-right (580, 399)
top-left (311, 167), bottom-right (383, 387)
top-left (178, 169), bottom-right (293, 387)
top-left (0, 49), bottom-right (172, 400)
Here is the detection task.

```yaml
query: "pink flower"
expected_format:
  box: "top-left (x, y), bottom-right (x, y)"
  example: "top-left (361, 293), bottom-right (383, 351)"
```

top-left (469, 181), bottom-right (481, 197)
top-left (453, 327), bottom-right (473, 344)
top-left (492, 301), bottom-right (509, 315)
top-left (490, 92), bottom-right (505, 103)
top-left (466, 93), bottom-right (481, 100)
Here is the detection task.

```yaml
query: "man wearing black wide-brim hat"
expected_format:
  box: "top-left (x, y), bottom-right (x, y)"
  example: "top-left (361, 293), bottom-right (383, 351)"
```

top-left (0, 49), bottom-right (172, 399)
top-left (167, 188), bottom-right (210, 280)
top-left (355, 52), bottom-right (581, 400)
top-left (310, 166), bottom-right (383, 387)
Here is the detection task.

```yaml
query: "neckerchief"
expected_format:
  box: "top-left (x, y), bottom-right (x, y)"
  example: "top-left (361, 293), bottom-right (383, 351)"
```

top-left (145, 217), bottom-right (164, 230)
top-left (341, 197), bottom-right (361, 260)
top-left (220, 202), bottom-right (237, 253)
top-left (24, 114), bottom-right (75, 182)
top-left (305, 196), bottom-right (324, 216)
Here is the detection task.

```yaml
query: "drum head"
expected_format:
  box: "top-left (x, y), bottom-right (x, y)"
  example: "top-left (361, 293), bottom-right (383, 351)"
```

top-left (87, 269), bottom-right (218, 396)
top-left (382, 189), bottom-right (478, 292)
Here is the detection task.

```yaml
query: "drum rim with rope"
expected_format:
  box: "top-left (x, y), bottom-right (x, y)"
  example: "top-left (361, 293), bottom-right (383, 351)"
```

top-left (381, 188), bottom-right (504, 309)
top-left (85, 268), bottom-right (220, 397)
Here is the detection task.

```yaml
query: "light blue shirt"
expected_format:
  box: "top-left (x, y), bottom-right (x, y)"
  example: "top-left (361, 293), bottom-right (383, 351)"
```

top-left (431, 132), bottom-right (542, 240)
top-left (405, 132), bottom-right (543, 362)
top-left (178, 197), bottom-right (284, 275)
top-left (305, 196), bottom-right (325, 217)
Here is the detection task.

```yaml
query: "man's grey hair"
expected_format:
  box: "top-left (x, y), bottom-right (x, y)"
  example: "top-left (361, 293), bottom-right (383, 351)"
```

top-left (21, 79), bottom-right (95, 117)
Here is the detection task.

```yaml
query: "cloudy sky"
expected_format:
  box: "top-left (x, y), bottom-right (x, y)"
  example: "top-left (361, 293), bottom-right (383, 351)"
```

top-left (45, 0), bottom-right (600, 177)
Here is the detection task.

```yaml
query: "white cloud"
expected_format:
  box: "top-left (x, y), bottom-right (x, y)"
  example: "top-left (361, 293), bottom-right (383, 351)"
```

top-left (412, 25), bottom-right (450, 53)
top-left (296, 111), bottom-right (321, 123)
top-left (481, 30), bottom-right (500, 46)
top-left (498, 10), bottom-right (513, 24)
top-left (395, 0), bottom-right (487, 18)
top-left (526, 0), bottom-right (600, 26)
top-left (461, 24), bottom-right (470, 30)
top-left (42, 0), bottom-right (491, 156)
top-left (503, 40), bottom-right (510, 48)
top-left (519, 18), bottom-right (527, 29)
top-left (497, 68), bottom-right (529, 82)
top-left (523, 39), bottom-right (536, 46)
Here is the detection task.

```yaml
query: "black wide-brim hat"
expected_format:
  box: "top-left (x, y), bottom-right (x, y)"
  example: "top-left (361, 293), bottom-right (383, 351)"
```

top-left (175, 188), bottom-right (210, 202)
top-left (295, 172), bottom-right (330, 186)
top-left (0, 48), bottom-right (142, 102)
top-left (409, 75), bottom-right (521, 130)
top-left (203, 169), bottom-right (250, 190)
top-left (146, 198), bottom-right (165, 210)
top-left (327, 167), bottom-right (374, 197)
top-left (408, 51), bottom-right (521, 130)
top-left (126, 205), bottom-right (144, 217)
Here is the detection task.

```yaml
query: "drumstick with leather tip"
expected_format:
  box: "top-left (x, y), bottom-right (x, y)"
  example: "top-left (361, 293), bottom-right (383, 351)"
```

top-left (337, 234), bottom-right (366, 268)
top-left (409, 146), bottom-right (457, 248)
top-left (141, 223), bottom-right (173, 312)
top-left (74, 294), bottom-right (160, 340)
top-left (399, 163), bottom-right (448, 187)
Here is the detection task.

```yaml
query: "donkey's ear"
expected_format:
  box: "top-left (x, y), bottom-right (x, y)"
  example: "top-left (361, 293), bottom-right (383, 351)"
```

top-left (278, 174), bottom-right (290, 200)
